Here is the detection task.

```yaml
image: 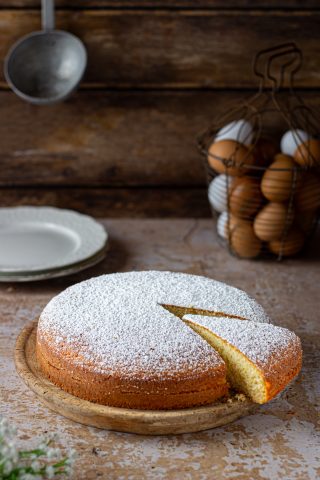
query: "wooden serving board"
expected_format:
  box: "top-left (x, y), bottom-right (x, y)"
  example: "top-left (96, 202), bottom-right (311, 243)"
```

top-left (15, 322), bottom-right (257, 435)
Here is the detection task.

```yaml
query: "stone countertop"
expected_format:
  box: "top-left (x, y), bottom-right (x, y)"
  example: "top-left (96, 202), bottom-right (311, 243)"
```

top-left (1, 219), bottom-right (319, 480)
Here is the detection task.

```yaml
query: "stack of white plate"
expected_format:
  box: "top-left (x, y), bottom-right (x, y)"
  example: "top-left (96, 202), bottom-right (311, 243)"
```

top-left (0, 206), bottom-right (108, 282)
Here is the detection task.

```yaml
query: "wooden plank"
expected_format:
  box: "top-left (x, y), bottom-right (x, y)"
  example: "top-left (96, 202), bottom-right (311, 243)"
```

top-left (0, 90), bottom-right (209, 187)
top-left (0, 10), bottom-right (320, 88)
top-left (1, 1), bottom-right (320, 8)
top-left (1, 90), bottom-right (319, 187)
top-left (0, 187), bottom-right (211, 217)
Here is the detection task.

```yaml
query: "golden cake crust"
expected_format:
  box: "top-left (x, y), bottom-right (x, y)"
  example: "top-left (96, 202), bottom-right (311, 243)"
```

top-left (36, 334), bottom-right (228, 409)
top-left (36, 271), bottom-right (270, 409)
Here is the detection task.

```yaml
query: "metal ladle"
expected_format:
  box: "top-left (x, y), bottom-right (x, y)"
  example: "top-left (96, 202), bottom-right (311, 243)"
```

top-left (4, 0), bottom-right (87, 105)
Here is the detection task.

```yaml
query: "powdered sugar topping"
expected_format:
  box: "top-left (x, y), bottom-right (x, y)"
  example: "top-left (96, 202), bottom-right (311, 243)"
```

top-left (38, 271), bottom-right (270, 379)
top-left (183, 314), bottom-right (301, 371)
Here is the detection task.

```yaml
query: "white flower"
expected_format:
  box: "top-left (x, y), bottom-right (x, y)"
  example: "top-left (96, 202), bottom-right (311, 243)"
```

top-left (47, 447), bottom-right (61, 459)
top-left (0, 417), bottom-right (16, 439)
top-left (19, 474), bottom-right (34, 480)
top-left (0, 417), bottom-right (76, 479)
top-left (19, 474), bottom-right (36, 480)
top-left (37, 442), bottom-right (47, 451)
top-left (64, 465), bottom-right (73, 476)
top-left (3, 459), bottom-right (13, 474)
top-left (67, 448), bottom-right (77, 463)
top-left (45, 465), bottom-right (55, 479)
top-left (2, 440), bottom-right (19, 463)
top-left (31, 459), bottom-right (40, 471)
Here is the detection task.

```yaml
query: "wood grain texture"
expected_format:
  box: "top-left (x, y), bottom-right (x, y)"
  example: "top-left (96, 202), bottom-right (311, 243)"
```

top-left (0, 187), bottom-right (211, 217)
top-left (1, 219), bottom-right (319, 478)
top-left (1, 1), bottom-right (320, 8)
top-left (0, 10), bottom-right (320, 88)
top-left (0, 90), bottom-right (222, 187)
top-left (1, 90), bottom-right (319, 187)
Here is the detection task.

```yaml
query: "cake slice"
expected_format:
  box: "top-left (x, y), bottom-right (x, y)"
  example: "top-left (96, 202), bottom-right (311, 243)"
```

top-left (183, 315), bottom-right (302, 404)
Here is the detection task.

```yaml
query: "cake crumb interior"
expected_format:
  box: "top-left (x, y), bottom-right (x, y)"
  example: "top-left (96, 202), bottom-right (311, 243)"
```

top-left (183, 319), bottom-right (267, 404)
top-left (160, 304), bottom-right (246, 320)
top-left (161, 304), bottom-right (267, 403)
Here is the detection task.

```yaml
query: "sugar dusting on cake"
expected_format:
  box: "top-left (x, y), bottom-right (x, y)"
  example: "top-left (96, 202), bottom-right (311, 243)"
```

top-left (183, 314), bottom-right (301, 374)
top-left (38, 271), bottom-right (270, 379)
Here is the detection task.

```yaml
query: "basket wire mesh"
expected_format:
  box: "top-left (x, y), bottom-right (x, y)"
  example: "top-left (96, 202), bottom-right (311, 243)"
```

top-left (198, 43), bottom-right (320, 260)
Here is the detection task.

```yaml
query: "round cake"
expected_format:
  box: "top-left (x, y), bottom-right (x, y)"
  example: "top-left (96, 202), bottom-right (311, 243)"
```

top-left (36, 271), bottom-right (270, 410)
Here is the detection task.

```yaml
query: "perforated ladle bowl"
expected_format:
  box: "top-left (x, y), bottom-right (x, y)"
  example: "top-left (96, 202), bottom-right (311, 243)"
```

top-left (4, 0), bottom-right (87, 105)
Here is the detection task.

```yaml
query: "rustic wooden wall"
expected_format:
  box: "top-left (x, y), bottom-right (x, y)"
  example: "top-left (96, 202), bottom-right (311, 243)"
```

top-left (1, 1), bottom-right (320, 216)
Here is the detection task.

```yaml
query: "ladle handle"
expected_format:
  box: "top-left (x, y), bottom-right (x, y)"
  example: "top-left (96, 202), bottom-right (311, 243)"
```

top-left (42, 0), bottom-right (55, 31)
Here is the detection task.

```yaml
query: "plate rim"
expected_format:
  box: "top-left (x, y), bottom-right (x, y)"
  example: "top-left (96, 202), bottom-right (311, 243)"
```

top-left (0, 206), bottom-right (108, 272)
top-left (0, 248), bottom-right (107, 282)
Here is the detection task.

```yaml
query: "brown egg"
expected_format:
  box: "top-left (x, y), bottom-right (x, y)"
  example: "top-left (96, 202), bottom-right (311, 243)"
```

top-left (294, 139), bottom-right (320, 167)
top-left (208, 140), bottom-right (255, 176)
top-left (269, 228), bottom-right (305, 257)
top-left (261, 154), bottom-right (301, 203)
top-left (253, 202), bottom-right (294, 241)
top-left (295, 173), bottom-right (320, 211)
top-left (230, 221), bottom-right (262, 259)
top-left (253, 137), bottom-right (278, 167)
top-left (217, 212), bottom-right (241, 240)
top-left (229, 177), bottom-right (264, 219)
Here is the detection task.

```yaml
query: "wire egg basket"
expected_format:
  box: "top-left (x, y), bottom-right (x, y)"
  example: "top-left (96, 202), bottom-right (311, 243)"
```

top-left (198, 43), bottom-right (320, 260)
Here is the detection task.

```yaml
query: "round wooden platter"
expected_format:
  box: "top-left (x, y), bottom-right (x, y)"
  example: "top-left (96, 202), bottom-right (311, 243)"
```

top-left (15, 322), bottom-right (257, 435)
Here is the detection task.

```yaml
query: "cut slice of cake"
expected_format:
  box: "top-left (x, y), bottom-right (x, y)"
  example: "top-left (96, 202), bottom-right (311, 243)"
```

top-left (183, 315), bottom-right (302, 404)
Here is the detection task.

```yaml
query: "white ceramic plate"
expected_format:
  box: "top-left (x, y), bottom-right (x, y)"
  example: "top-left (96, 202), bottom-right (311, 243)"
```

top-left (0, 249), bottom-right (107, 282)
top-left (0, 207), bottom-right (108, 273)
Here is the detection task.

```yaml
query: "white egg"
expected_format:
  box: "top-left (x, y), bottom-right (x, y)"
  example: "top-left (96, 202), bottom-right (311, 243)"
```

top-left (280, 129), bottom-right (310, 156)
top-left (217, 212), bottom-right (229, 239)
top-left (215, 119), bottom-right (253, 146)
top-left (208, 174), bottom-right (234, 213)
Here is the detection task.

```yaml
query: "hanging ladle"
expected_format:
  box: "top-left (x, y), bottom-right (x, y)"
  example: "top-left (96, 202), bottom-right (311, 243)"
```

top-left (4, 0), bottom-right (87, 105)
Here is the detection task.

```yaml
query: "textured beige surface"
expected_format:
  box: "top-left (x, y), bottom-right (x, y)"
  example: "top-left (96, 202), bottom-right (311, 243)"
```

top-left (1, 219), bottom-right (319, 479)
